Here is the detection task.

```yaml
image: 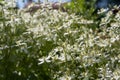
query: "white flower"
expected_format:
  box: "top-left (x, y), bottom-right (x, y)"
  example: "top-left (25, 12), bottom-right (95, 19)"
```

top-left (5, 0), bottom-right (16, 7)
top-left (64, 33), bottom-right (69, 36)
top-left (110, 35), bottom-right (119, 43)
top-left (38, 55), bottom-right (51, 65)
top-left (96, 39), bottom-right (110, 47)
top-left (58, 75), bottom-right (72, 80)
top-left (58, 53), bottom-right (65, 61)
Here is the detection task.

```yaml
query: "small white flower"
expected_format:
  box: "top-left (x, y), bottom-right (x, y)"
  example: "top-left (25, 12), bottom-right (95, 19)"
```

top-left (58, 54), bottom-right (65, 61)
top-left (38, 55), bottom-right (51, 65)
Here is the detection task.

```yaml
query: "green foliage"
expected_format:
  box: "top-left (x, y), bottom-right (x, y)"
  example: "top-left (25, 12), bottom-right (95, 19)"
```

top-left (0, 1), bottom-right (120, 80)
top-left (65, 0), bottom-right (96, 17)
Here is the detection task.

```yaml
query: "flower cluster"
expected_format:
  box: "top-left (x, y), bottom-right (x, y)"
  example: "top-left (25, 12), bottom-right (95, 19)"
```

top-left (0, 1), bottom-right (120, 80)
